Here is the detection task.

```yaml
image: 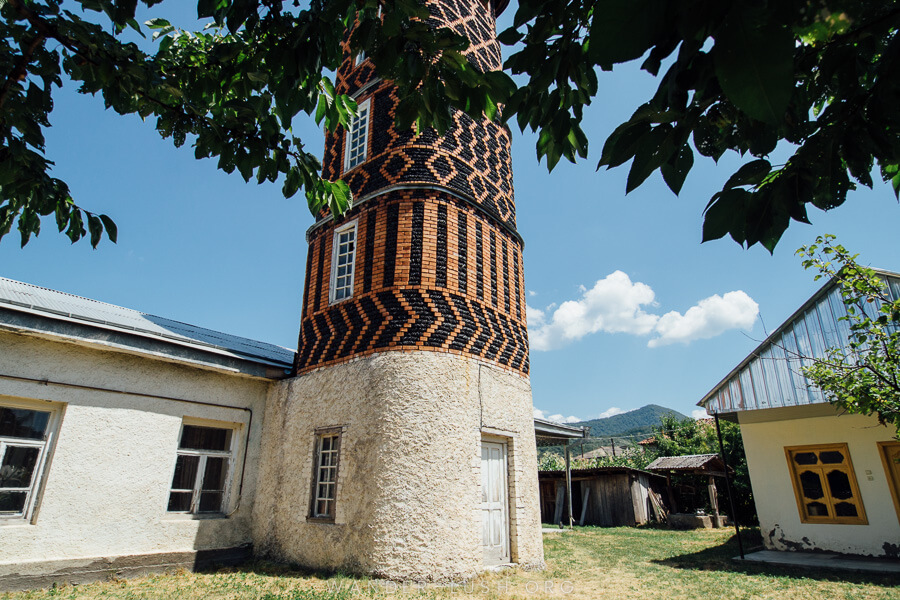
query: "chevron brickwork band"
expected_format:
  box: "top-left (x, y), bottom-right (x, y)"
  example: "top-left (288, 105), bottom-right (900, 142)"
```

top-left (295, 0), bottom-right (529, 376)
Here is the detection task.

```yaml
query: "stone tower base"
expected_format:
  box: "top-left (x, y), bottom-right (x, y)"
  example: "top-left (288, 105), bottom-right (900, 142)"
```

top-left (251, 351), bottom-right (544, 581)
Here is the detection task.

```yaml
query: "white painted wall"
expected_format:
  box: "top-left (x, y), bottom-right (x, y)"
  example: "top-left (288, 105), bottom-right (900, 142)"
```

top-left (739, 407), bottom-right (900, 556)
top-left (0, 331), bottom-right (269, 571)
top-left (253, 351), bottom-right (544, 582)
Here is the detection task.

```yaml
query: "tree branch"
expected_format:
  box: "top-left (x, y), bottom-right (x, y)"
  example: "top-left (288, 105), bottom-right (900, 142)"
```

top-left (0, 32), bottom-right (44, 111)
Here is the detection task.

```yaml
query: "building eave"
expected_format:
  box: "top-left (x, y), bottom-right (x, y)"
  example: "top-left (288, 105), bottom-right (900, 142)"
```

top-left (534, 417), bottom-right (588, 441)
top-left (0, 307), bottom-right (293, 380)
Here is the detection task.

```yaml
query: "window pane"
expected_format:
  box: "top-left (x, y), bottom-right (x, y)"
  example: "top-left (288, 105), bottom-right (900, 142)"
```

top-left (198, 492), bottom-right (223, 513)
top-left (793, 452), bottom-right (818, 465)
top-left (0, 491), bottom-right (28, 513)
top-left (826, 469), bottom-right (854, 500)
top-left (317, 483), bottom-right (333, 501)
top-left (171, 455), bottom-right (199, 489)
top-left (806, 501), bottom-right (829, 516)
top-left (834, 501), bottom-right (858, 517)
top-left (317, 499), bottom-right (330, 516)
top-left (202, 457), bottom-right (228, 492)
top-left (799, 470), bottom-right (825, 500)
top-left (167, 491), bottom-right (192, 512)
top-left (0, 407), bottom-right (49, 440)
top-left (0, 446), bottom-right (40, 487)
top-left (179, 425), bottom-right (231, 451)
top-left (819, 450), bottom-right (844, 464)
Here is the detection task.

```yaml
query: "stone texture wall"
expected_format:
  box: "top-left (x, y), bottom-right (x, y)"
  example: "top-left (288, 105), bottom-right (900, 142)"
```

top-left (0, 331), bottom-right (268, 568)
top-left (252, 350), bottom-right (543, 581)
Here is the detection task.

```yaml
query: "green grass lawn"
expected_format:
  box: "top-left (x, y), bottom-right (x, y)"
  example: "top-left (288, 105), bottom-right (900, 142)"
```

top-left (4, 528), bottom-right (897, 600)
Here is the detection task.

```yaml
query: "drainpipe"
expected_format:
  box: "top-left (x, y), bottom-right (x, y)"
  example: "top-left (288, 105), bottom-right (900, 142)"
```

top-left (565, 442), bottom-right (574, 528)
top-left (714, 411), bottom-right (744, 559)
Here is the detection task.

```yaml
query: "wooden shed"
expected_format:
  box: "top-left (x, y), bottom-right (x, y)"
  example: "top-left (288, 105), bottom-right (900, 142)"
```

top-left (538, 467), bottom-right (669, 527)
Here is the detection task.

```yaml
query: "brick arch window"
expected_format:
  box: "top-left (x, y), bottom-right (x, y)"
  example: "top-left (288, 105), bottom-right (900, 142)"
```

top-left (785, 443), bottom-right (867, 525)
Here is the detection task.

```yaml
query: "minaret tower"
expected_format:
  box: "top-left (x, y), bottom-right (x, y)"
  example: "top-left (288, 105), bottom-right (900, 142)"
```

top-left (253, 0), bottom-right (543, 581)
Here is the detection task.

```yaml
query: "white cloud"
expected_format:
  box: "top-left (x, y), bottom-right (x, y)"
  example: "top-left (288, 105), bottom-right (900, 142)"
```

top-left (533, 408), bottom-right (581, 424)
top-left (528, 290), bottom-right (537, 297)
top-left (692, 409), bottom-right (710, 419)
top-left (648, 291), bottom-right (759, 348)
top-left (526, 271), bottom-right (758, 351)
top-left (597, 407), bottom-right (627, 419)
top-left (528, 271), bottom-right (659, 351)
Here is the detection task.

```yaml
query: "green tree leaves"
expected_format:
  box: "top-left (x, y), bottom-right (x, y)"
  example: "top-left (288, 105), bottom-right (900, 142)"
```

top-left (501, 0), bottom-right (900, 252)
top-left (587, 0), bottom-right (666, 68)
top-left (4, 1), bottom-right (900, 250)
top-left (797, 235), bottom-right (900, 438)
top-left (712, 5), bottom-right (793, 125)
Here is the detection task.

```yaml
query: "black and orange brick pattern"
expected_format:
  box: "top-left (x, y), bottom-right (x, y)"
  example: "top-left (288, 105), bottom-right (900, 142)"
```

top-left (296, 0), bottom-right (529, 375)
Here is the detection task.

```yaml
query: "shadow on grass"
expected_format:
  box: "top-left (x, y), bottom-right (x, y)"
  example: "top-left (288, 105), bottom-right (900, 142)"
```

top-left (203, 559), bottom-right (370, 584)
top-left (653, 529), bottom-right (898, 587)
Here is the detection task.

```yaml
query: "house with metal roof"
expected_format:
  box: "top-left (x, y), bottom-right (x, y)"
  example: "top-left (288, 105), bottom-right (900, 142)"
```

top-left (697, 270), bottom-right (900, 558)
top-left (0, 274), bottom-right (569, 589)
top-left (0, 277), bottom-right (296, 590)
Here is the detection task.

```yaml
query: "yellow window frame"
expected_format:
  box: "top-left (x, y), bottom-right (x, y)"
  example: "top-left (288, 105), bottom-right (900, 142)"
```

top-left (784, 443), bottom-right (868, 525)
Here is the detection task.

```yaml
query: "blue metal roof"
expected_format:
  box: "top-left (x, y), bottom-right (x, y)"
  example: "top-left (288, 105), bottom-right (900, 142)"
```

top-left (699, 269), bottom-right (900, 415)
top-left (0, 277), bottom-right (295, 369)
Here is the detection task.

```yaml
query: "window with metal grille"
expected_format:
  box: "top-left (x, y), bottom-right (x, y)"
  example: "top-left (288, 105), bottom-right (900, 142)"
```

top-left (309, 429), bottom-right (341, 521)
top-left (785, 443), bottom-right (867, 525)
top-left (0, 404), bottom-right (55, 520)
top-left (167, 424), bottom-right (235, 515)
top-left (330, 220), bottom-right (357, 303)
top-left (343, 98), bottom-right (370, 172)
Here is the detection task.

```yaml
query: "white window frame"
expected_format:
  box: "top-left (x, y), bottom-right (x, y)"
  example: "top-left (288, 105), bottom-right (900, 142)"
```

top-left (308, 428), bottom-right (342, 522)
top-left (167, 420), bottom-right (238, 516)
top-left (329, 219), bottom-right (358, 304)
top-left (343, 97), bottom-right (371, 172)
top-left (0, 399), bottom-right (61, 523)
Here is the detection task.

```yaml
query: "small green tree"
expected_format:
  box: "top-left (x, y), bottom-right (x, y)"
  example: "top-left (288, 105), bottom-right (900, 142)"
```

top-left (797, 235), bottom-right (900, 438)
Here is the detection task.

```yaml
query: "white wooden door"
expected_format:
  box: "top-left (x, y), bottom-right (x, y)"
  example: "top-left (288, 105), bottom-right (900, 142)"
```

top-left (481, 441), bottom-right (510, 565)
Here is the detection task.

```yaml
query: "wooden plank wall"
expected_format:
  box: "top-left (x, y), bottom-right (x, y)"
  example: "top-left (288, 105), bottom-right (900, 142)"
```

top-left (584, 474), bottom-right (634, 526)
top-left (539, 472), bottom-right (659, 527)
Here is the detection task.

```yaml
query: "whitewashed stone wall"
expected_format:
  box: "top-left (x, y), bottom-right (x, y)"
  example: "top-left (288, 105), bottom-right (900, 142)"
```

top-left (252, 351), bottom-right (543, 581)
top-left (0, 331), bottom-right (268, 571)
top-left (740, 407), bottom-right (900, 556)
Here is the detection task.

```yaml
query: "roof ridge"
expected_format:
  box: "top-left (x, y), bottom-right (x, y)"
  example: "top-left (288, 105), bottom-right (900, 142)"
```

top-left (0, 276), bottom-right (295, 359)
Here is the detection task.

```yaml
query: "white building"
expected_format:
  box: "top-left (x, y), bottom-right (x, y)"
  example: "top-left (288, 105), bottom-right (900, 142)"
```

top-left (698, 270), bottom-right (900, 557)
top-left (0, 277), bottom-right (287, 589)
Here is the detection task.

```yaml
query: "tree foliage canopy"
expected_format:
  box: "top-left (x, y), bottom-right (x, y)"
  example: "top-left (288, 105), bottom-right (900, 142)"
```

top-left (2, 0), bottom-right (899, 249)
top-left (798, 235), bottom-right (900, 437)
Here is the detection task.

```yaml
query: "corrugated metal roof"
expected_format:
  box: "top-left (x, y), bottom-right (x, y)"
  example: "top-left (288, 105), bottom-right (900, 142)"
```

top-left (0, 277), bottom-right (295, 368)
top-left (699, 269), bottom-right (900, 415)
top-left (645, 454), bottom-right (725, 472)
top-left (534, 417), bottom-right (588, 441)
top-left (538, 466), bottom-right (665, 479)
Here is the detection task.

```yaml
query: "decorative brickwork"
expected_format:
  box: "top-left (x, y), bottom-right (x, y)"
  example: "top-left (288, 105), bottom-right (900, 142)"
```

top-left (296, 0), bottom-right (529, 376)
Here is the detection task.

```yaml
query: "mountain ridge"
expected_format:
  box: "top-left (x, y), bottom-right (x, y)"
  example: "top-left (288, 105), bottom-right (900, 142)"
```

top-left (571, 403), bottom-right (690, 441)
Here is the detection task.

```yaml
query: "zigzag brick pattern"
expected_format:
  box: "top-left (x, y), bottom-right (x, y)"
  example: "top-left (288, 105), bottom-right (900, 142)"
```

top-left (295, 0), bottom-right (530, 376)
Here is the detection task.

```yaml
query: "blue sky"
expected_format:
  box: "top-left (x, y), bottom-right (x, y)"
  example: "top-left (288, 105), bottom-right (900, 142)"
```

top-left (3, 5), bottom-right (900, 423)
